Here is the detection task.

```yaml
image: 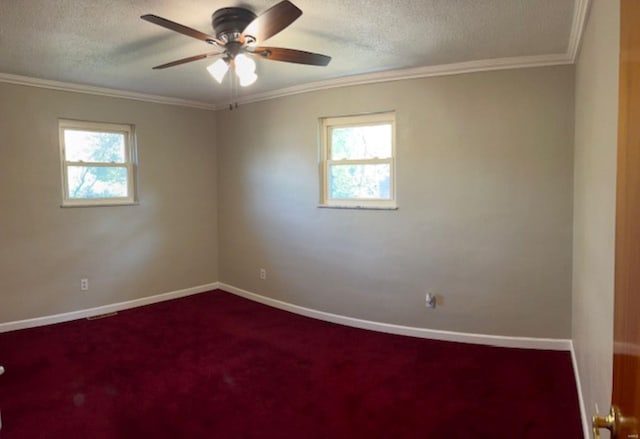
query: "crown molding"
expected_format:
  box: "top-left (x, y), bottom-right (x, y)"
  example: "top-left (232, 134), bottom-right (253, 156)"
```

top-left (1, 0), bottom-right (589, 112)
top-left (0, 73), bottom-right (216, 111)
top-left (567, 0), bottom-right (591, 62)
top-left (0, 53), bottom-right (575, 113)
top-left (220, 52), bottom-right (573, 110)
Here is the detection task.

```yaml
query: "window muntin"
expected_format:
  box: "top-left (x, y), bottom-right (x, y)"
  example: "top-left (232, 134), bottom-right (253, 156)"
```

top-left (59, 120), bottom-right (137, 206)
top-left (320, 112), bottom-right (396, 208)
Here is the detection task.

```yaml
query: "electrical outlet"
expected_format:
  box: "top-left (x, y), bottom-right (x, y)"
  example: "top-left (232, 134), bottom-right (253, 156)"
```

top-left (80, 278), bottom-right (89, 291)
top-left (425, 292), bottom-right (436, 309)
top-left (259, 268), bottom-right (267, 280)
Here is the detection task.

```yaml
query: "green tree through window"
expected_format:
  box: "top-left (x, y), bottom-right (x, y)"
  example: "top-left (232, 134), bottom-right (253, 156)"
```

top-left (60, 120), bottom-right (136, 206)
top-left (320, 112), bottom-right (396, 208)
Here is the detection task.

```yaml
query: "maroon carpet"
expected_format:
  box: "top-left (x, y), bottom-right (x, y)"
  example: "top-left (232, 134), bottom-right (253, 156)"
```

top-left (0, 290), bottom-right (582, 438)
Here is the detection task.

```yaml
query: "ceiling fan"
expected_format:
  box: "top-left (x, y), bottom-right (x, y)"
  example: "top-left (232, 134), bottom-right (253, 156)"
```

top-left (141, 0), bottom-right (331, 87)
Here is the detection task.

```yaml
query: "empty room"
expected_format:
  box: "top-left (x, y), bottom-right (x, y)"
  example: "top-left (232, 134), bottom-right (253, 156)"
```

top-left (1, 0), bottom-right (638, 437)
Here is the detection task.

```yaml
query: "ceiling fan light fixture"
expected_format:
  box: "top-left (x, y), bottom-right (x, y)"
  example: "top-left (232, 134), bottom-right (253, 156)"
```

top-left (234, 54), bottom-right (256, 76)
top-left (207, 58), bottom-right (229, 83)
top-left (143, 1), bottom-right (330, 91)
top-left (238, 71), bottom-right (258, 87)
top-left (234, 53), bottom-right (257, 87)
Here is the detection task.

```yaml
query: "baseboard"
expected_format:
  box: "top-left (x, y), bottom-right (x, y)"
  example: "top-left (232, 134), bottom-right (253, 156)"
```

top-left (2, 281), bottom-right (574, 350)
top-left (0, 282), bottom-right (220, 333)
top-left (219, 283), bottom-right (572, 351)
top-left (570, 342), bottom-right (591, 439)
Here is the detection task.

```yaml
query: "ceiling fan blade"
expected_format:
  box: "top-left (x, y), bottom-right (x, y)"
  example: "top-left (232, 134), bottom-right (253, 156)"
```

top-left (141, 14), bottom-right (224, 46)
top-left (241, 0), bottom-right (302, 44)
top-left (152, 52), bottom-right (222, 70)
top-left (251, 47), bottom-right (331, 66)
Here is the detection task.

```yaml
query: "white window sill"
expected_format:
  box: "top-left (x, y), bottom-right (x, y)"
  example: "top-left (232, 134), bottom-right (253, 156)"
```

top-left (61, 201), bottom-right (139, 208)
top-left (317, 205), bottom-right (398, 211)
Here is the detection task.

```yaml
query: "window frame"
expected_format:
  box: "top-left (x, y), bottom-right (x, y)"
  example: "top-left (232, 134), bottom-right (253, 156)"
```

top-left (58, 119), bottom-right (138, 207)
top-left (319, 112), bottom-right (397, 209)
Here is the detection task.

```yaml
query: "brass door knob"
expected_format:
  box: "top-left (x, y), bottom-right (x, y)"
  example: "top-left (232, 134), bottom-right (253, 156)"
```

top-left (593, 406), bottom-right (620, 439)
top-left (593, 406), bottom-right (639, 439)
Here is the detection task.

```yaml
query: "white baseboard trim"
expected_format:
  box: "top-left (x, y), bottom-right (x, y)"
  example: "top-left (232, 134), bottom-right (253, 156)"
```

top-left (2, 282), bottom-right (574, 352)
top-left (219, 283), bottom-right (572, 351)
top-left (0, 282), bottom-right (220, 333)
top-left (570, 342), bottom-right (591, 439)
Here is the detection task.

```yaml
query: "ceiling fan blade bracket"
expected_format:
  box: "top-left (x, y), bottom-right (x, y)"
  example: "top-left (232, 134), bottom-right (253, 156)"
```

top-left (255, 48), bottom-right (272, 57)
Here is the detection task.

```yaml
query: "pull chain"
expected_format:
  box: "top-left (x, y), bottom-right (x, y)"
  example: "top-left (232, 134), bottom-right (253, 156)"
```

top-left (228, 68), bottom-right (239, 110)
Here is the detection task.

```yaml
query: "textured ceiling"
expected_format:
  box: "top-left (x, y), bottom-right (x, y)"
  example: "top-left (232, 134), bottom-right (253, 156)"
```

top-left (0, 0), bottom-right (580, 107)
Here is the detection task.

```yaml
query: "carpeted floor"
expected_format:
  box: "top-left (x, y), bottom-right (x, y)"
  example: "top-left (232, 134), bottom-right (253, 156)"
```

top-left (0, 290), bottom-right (583, 438)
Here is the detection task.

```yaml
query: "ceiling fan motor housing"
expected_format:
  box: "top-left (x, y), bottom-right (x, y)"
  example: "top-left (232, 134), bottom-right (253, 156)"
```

top-left (211, 7), bottom-right (257, 43)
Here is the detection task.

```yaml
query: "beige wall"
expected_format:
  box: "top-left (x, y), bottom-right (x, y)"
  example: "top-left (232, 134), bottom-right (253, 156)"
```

top-left (0, 62), bottom-right (580, 341)
top-left (572, 0), bottom-right (619, 426)
top-left (0, 83), bottom-right (218, 322)
top-left (0, 13), bottom-right (617, 422)
top-left (217, 65), bottom-right (575, 338)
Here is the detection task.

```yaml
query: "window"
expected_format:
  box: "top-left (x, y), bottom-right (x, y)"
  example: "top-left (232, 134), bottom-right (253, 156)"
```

top-left (59, 119), bottom-right (137, 206)
top-left (320, 112), bottom-right (396, 209)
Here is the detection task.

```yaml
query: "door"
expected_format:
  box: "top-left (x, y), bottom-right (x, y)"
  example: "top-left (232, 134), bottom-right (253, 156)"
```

top-left (593, 0), bottom-right (640, 437)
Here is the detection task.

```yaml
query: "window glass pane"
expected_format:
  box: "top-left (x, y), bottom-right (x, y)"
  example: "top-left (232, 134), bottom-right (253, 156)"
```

top-left (64, 130), bottom-right (126, 163)
top-left (67, 166), bottom-right (128, 199)
top-left (330, 124), bottom-right (392, 160)
top-left (329, 164), bottom-right (391, 199)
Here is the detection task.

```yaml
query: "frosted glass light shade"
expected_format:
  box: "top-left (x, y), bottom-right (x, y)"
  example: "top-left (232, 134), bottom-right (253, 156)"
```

top-left (234, 54), bottom-right (257, 86)
top-left (207, 59), bottom-right (229, 83)
top-left (239, 72), bottom-right (257, 87)
top-left (234, 54), bottom-right (256, 77)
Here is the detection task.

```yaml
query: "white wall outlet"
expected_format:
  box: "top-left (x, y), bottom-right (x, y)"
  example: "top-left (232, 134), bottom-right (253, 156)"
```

top-left (425, 292), bottom-right (436, 309)
top-left (80, 278), bottom-right (89, 291)
top-left (259, 268), bottom-right (267, 280)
